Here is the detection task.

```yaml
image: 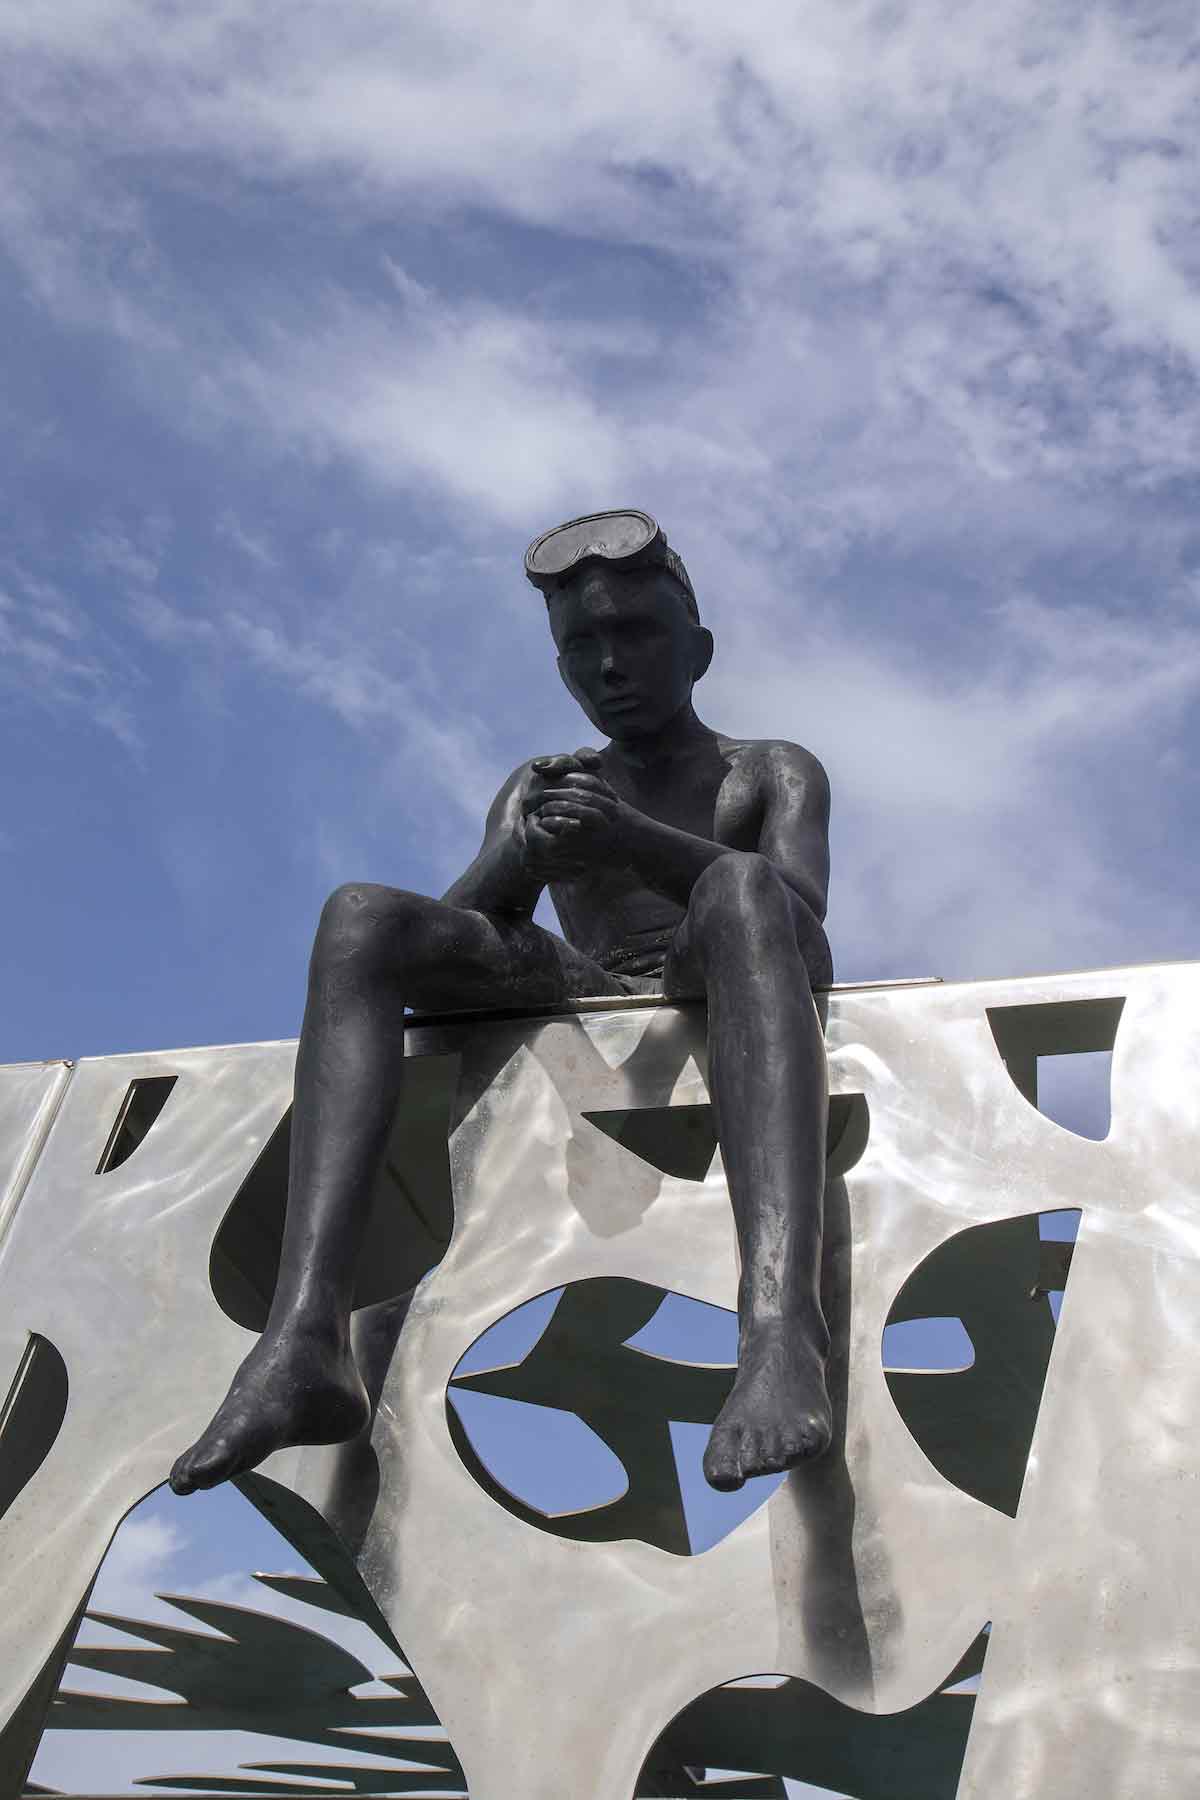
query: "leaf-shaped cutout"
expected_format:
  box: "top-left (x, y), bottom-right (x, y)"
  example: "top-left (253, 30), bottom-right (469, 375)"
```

top-left (0, 1332), bottom-right (68, 1523)
top-left (96, 1076), bottom-right (177, 1173)
top-left (884, 1211), bottom-right (1076, 1515)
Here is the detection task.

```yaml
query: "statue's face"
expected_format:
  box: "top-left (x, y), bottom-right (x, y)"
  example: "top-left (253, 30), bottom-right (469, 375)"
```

top-left (549, 564), bottom-right (712, 741)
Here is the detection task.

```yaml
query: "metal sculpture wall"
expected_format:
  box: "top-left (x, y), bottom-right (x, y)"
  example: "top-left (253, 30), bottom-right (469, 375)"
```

top-left (1, 963), bottom-right (1196, 1797)
top-left (39, 1564), bottom-right (784, 1796)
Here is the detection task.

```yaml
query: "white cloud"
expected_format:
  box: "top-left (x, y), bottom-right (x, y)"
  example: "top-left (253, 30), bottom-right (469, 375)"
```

top-left (216, 510), bottom-right (279, 569)
top-left (703, 564), bottom-right (1200, 979)
top-left (3, 0), bottom-right (1198, 971)
top-left (4, 0), bottom-right (1199, 516)
top-left (0, 563), bottom-right (144, 751)
top-left (87, 1511), bottom-right (188, 1623)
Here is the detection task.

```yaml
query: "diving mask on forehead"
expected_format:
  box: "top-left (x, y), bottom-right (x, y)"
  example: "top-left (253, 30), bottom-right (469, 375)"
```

top-left (524, 508), bottom-right (697, 613)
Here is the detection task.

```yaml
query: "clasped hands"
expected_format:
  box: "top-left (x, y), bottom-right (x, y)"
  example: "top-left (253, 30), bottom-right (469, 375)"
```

top-left (519, 749), bottom-right (632, 880)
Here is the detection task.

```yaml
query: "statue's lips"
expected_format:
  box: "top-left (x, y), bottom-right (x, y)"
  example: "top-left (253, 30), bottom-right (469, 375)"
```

top-left (598, 693), bottom-right (644, 712)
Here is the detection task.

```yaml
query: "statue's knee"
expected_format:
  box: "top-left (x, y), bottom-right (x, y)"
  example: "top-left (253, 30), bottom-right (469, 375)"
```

top-left (689, 852), bottom-right (782, 935)
top-left (314, 884), bottom-right (426, 975)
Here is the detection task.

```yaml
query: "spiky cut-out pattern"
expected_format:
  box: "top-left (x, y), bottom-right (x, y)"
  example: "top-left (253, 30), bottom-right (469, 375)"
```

top-left (41, 1577), bottom-right (787, 1797)
top-left (46, 1581), bottom-right (465, 1796)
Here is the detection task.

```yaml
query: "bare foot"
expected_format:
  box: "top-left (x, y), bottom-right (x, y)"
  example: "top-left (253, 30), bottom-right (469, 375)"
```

top-left (170, 1324), bottom-right (369, 1495)
top-left (703, 1317), bottom-right (832, 1492)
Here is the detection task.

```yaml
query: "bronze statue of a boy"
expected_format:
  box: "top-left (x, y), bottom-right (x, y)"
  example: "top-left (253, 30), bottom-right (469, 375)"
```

top-left (172, 510), bottom-right (834, 1497)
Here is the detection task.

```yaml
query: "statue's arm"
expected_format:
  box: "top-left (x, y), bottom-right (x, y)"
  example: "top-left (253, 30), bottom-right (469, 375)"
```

top-left (749, 743), bottom-right (831, 921)
top-left (526, 742), bottom-right (830, 917)
top-left (622, 745), bottom-right (830, 918)
top-left (440, 763), bottom-right (546, 917)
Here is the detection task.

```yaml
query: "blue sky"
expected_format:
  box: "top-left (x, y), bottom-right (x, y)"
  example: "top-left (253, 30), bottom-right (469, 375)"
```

top-left (5, 0), bottom-right (1197, 1792)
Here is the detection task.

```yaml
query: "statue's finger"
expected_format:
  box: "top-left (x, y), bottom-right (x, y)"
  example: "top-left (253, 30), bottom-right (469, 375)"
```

top-left (531, 753), bottom-right (581, 779)
top-left (524, 784), bottom-right (593, 814)
top-left (533, 778), bottom-right (611, 803)
top-left (538, 800), bottom-right (604, 824)
top-left (556, 771), bottom-right (609, 792)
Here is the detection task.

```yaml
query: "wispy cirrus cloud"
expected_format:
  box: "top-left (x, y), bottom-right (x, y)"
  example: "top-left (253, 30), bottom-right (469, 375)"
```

top-left (1, 0), bottom-right (1197, 1015)
top-left (5, 1), bottom-right (1199, 515)
top-left (712, 584), bottom-right (1200, 978)
top-left (0, 563), bottom-right (142, 751)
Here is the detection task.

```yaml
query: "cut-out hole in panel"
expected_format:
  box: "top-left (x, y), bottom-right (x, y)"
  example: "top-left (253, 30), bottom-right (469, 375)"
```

top-left (1036, 1208), bottom-right (1080, 1324)
top-left (583, 1093), bottom-right (868, 1184)
top-left (95, 1077), bottom-right (178, 1174)
top-left (583, 1103), bottom-right (718, 1181)
top-left (30, 1482), bottom-right (464, 1795)
top-left (1035, 1052), bottom-right (1112, 1140)
top-left (209, 1054), bottom-right (459, 1332)
top-left (621, 1295), bottom-right (785, 1553)
top-left (668, 1421), bottom-right (787, 1554)
top-left (884, 1211), bottom-right (1077, 1515)
top-left (446, 1390), bottom-right (629, 1515)
top-left (987, 996), bottom-right (1123, 1140)
top-left (882, 1316), bottom-right (974, 1372)
top-left (635, 1627), bottom-right (989, 1798)
top-left (453, 1289), bottom-right (564, 1377)
top-left (637, 1763), bottom-right (784, 1795)
top-left (825, 1091), bottom-right (869, 1180)
top-left (448, 1280), bottom-right (785, 1555)
top-left (624, 1291), bottom-right (738, 1362)
top-left (0, 1332), bottom-right (68, 1523)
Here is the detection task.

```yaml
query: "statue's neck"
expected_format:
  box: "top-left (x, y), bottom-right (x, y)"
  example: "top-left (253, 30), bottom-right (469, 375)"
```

top-left (604, 701), bottom-right (716, 772)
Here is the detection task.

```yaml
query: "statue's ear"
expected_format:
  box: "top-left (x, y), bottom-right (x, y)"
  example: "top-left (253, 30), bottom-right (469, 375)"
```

top-left (693, 626), bottom-right (715, 681)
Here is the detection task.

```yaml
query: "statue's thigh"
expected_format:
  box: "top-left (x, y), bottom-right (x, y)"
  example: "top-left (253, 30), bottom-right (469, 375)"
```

top-left (414, 905), bottom-right (626, 1008)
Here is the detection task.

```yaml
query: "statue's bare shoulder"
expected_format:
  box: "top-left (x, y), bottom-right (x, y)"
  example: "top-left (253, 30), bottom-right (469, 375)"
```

top-left (713, 735), bottom-right (831, 921)
top-left (717, 733), bottom-right (829, 789)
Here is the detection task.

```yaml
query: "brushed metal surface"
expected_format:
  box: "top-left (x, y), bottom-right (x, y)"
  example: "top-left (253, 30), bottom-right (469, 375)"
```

top-left (0, 965), bottom-right (1196, 1797)
top-left (0, 1060), bottom-right (72, 1255)
top-left (0, 1039), bottom-right (296, 1758)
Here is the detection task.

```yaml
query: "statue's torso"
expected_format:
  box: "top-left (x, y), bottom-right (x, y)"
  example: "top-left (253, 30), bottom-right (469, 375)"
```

top-left (548, 733), bottom-right (766, 968)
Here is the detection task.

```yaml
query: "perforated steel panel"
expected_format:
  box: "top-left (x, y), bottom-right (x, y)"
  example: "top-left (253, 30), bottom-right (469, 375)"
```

top-left (1, 965), bottom-right (1197, 1797)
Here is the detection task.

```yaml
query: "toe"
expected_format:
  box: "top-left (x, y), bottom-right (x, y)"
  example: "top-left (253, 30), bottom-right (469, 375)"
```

top-left (168, 1454), bottom-right (196, 1496)
top-left (736, 1428), bottom-right (770, 1482)
top-left (798, 1403), bottom-right (834, 1461)
top-left (169, 1423), bottom-right (246, 1495)
top-left (703, 1424), bottom-right (746, 1492)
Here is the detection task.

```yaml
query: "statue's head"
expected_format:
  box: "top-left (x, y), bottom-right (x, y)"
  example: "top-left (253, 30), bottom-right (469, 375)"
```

top-left (524, 510), bottom-right (713, 740)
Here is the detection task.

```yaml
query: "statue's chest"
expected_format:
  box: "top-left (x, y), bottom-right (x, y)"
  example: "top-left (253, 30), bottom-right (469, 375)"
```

top-left (620, 764), bottom-right (756, 849)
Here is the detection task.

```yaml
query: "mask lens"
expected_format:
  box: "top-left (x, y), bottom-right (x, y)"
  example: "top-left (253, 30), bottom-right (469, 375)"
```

top-left (526, 510), bottom-right (659, 578)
